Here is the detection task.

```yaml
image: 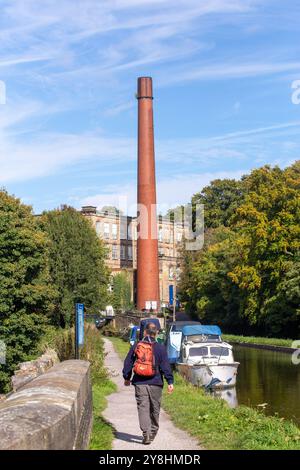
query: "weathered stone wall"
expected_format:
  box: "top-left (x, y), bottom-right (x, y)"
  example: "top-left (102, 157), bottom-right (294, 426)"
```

top-left (0, 360), bottom-right (92, 450)
top-left (114, 313), bottom-right (164, 332)
top-left (114, 313), bottom-right (147, 330)
top-left (11, 349), bottom-right (59, 392)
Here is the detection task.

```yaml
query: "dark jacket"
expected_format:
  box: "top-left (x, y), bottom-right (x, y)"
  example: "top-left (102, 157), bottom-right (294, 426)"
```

top-left (123, 336), bottom-right (174, 387)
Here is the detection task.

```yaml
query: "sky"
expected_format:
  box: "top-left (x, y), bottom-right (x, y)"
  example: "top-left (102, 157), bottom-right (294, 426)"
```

top-left (0, 0), bottom-right (299, 215)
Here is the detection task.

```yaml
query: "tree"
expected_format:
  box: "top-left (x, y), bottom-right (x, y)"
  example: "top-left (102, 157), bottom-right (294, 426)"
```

top-left (192, 178), bottom-right (245, 228)
top-left (228, 164), bottom-right (300, 328)
top-left (111, 272), bottom-right (133, 312)
top-left (41, 206), bottom-right (110, 327)
top-left (0, 191), bottom-right (55, 392)
top-left (180, 161), bottom-right (300, 337)
top-left (180, 227), bottom-right (244, 330)
top-left (262, 257), bottom-right (300, 337)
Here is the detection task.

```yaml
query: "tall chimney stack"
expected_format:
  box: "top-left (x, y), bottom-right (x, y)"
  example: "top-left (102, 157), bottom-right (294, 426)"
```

top-left (136, 77), bottom-right (160, 312)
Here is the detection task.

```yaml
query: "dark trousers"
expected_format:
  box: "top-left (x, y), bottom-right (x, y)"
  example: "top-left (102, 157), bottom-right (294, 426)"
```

top-left (134, 384), bottom-right (163, 436)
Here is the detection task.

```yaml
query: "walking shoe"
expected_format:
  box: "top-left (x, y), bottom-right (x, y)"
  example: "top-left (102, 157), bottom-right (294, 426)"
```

top-left (142, 433), bottom-right (151, 445)
top-left (150, 431), bottom-right (157, 442)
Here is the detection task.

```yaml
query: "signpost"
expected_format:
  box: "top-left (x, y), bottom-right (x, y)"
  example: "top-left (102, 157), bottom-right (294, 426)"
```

top-left (169, 285), bottom-right (174, 307)
top-left (145, 300), bottom-right (157, 311)
top-left (75, 303), bottom-right (84, 359)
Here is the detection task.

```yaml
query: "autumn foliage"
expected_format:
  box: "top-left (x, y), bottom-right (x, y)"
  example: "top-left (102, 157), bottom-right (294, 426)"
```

top-left (180, 161), bottom-right (300, 337)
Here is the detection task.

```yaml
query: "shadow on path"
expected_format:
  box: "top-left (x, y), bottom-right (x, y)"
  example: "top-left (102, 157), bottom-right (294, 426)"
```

top-left (115, 431), bottom-right (143, 444)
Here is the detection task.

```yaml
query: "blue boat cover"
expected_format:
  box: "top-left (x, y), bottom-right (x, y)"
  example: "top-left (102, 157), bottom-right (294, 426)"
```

top-left (129, 325), bottom-right (139, 340)
top-left (181, 325), bottom-right (221, 336)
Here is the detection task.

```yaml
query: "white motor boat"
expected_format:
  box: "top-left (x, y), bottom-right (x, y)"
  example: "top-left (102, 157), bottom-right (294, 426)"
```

top-left (176, 325), bottom-right (239, 389)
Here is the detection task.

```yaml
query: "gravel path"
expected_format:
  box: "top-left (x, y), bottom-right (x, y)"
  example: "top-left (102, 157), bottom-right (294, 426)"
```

top-left (102, 338), bottom-right (201, 450)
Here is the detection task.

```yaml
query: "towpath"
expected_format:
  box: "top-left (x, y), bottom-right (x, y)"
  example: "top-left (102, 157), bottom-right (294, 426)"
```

top-left (102, 338), bottom-right (201, 450)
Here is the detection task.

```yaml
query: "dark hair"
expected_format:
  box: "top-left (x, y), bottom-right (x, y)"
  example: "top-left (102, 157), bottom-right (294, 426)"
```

top-left (145, 322), bottom-right (158, 336)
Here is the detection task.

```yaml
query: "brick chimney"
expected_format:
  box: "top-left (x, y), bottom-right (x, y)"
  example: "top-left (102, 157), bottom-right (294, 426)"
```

top-left (136, 77), bottom-right (160, 312)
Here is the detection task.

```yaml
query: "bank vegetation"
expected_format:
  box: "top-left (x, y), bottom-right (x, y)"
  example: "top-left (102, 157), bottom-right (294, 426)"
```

top-left (110, 335), bottom-right (300, 450)
top-left (179, 161), bottom-right (300, 339)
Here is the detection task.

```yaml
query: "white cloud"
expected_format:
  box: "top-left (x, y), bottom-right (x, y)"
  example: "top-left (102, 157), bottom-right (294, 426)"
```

top-left (1, 0), bottom-right (299, 215)
top-left (104, 101), bottom-right (134, 116)
top-left (208, 120), bottom-right (300, 142)
top-left (1, 114), bottom-right (299, 185)
top-left (80, 169), bottom-right (246, 215)
top-left (0, 131), bottom-right (135, 183)
top-left (158, 61), bottom-right (300, 86)
top-left (0, 0), bottom-right (296, 119)
top-left (157, 170), bottom-right (245, 208)
top-left (0, 97), bottom-right (72, 133)
top-left (0, 0), bottom-right (256, 83)
top-left (0, 55), bottom-right (49, 68)
top-left (233, 101), bottom-right (241, 112)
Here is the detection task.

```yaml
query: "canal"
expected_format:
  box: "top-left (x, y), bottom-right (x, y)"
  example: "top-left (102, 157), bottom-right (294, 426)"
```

top-left (231, 345), bottom-right (300, 426)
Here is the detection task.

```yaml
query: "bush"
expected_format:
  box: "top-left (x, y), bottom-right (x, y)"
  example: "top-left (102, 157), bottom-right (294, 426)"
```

top-left (0, 191), bottom-right (56, 393)
top-left (40, 207), bottom-right (110, 328)
top-left (37, 325), bottom-right (74, 361)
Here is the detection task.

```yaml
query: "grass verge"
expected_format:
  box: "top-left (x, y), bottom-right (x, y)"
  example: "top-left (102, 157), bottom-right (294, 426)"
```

top-left (222, 334), bottom-right (295, 349)
top-left (162, 373), bottom-right (300, 450)
top-left (109, 335), bottom-right (300, 450)
top-left (89, 379), bottom-right (116, 450)
top-left (109, 335), bottom-right (130, 359)
top-left (80, 324), bottom-right (117, 450)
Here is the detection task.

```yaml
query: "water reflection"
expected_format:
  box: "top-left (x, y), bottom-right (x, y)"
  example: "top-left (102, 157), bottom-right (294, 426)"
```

top-left (210, 387), bottom-right (238, 408)
top-left (233, 345), bottom-right (300, 425)
top-left (204, 345), bottom-right (300, 425)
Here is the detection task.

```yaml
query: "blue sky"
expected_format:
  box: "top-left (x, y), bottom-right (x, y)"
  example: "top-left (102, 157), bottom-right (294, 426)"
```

top-left (0, 0), bottom-right (299, 214)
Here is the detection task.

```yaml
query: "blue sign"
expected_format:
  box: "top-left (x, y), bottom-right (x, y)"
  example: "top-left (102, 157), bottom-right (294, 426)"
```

top-left (169, 285), bottom-right (174, 306)
top-left (76, 303), bottom-right (84, 346)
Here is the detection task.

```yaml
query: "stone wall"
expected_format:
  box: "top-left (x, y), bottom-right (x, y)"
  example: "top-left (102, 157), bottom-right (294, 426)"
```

top-left (114, 313), bottom-right (143, 330)
top-left (114, 313), bottom-right (164, 332)
top-left (0, 360), bottom-right (92, 450)
top-left (11, 349), bottom-right (59, 392)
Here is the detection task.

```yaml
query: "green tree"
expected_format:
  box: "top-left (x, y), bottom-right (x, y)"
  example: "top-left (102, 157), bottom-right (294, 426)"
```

top-left (181, 227), bottom-right (244, 330)
top-left (263, 257), bottom-right (300, 336)
top-left (192, 178), bottom-right (245, 228)
top-left (229, 164), bottom-right (300, 328)
top-left (41, 206), bottom-right (110, 327)
top-left (180, 161), bottom-right (300, 337)
top-left (111, 272), bottom-right (133, 312)
top-left (0, 191), bottom-right (55, 392)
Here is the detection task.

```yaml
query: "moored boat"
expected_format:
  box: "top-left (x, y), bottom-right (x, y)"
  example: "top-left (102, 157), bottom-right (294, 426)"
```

top-left (176, 325), bottom-right (239, 389)
top-left (166, 321), bottom-right (201, 364)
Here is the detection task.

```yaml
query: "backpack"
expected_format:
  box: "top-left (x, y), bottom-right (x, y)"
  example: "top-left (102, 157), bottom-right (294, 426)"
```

top-left (133, 340), bottom-right (156, 377)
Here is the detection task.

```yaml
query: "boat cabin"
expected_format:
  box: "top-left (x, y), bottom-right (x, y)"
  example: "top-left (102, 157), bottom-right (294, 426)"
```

top-left (166, 321), bottom-right (201, 364)
top-left (181, 342), bottom-right (234, 365)
top-left (180, 325), bottom-right (234, 365)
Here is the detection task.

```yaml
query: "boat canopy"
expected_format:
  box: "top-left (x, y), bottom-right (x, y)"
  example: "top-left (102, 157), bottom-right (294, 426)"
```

top-left (181, 325), bottom-right (222, 336)
top-left (169, 321), bottom-right (201, 332)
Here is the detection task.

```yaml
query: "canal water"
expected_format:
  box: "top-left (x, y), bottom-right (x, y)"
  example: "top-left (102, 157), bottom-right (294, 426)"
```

top-left (229, 345), bottom-right (300, 426)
